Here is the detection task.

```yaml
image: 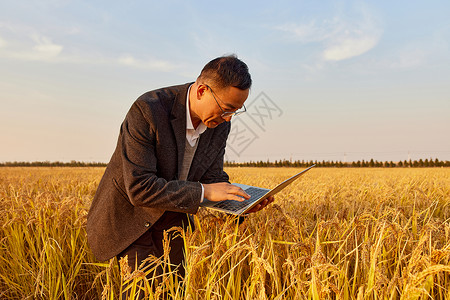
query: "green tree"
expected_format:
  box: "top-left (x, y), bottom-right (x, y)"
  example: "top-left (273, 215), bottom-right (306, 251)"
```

top-left (418, 159), bottom-right (424, 167)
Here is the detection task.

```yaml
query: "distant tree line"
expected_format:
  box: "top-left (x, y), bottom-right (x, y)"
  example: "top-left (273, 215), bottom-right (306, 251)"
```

top-left (1, 158), bottom-right (449, 168)
top-left (0, 161), bottom-right (107, 167)
top-left (224, 158), bottom-right (450, 168)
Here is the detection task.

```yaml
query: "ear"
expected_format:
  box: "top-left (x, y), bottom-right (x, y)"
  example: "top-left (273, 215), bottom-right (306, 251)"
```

top-left (196, 84), bottom-right (207, 100)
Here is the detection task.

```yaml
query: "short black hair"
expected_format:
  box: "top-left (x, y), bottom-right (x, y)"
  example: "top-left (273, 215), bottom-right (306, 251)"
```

top-left (198, 54), bottom-right (252, 90)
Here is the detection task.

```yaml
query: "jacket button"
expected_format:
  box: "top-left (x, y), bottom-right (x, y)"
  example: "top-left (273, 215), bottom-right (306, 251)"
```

top-left (144, 222), bottom-right (150, 228)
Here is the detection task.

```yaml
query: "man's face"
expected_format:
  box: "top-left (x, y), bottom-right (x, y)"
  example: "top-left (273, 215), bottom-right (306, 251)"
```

top-left (196, 84), bottom-right (249, 128)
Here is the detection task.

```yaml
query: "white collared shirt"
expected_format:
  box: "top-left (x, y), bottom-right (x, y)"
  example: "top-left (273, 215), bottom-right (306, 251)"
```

top-left (186, 85), bottom-right (207, 147)
top-left (186, 85), bottom-right (207, 202)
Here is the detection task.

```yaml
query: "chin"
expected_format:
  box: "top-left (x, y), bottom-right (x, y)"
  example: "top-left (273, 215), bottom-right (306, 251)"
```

top-left (207, 122), bottom-right (219, 128)
top-left (205, 119), bottom-right (223, 128)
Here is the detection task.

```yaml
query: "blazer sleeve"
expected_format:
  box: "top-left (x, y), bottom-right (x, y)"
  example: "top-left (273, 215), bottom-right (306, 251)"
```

top-left (119, 101), bottom-right (202, 214)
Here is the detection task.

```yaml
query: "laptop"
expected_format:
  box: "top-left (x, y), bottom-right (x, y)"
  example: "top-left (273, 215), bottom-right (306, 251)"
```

top-left (200, 164), bottom-right (316, 215)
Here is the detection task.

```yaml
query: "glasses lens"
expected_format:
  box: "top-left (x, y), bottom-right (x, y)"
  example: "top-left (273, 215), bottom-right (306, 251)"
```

top-left (222, 110), bottom-right (244, 118)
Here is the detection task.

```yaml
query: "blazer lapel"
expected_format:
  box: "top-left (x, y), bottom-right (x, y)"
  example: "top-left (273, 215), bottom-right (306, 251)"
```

top-left (169, 82), bottom-right (220, 181)
top-left (188, 128), bottom-right (214, 180)
top-left (170, 84), bottom-right (190, 179)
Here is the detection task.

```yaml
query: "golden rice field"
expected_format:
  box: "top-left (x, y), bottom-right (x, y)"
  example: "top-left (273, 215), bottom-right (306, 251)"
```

top-left (0, 167), bottom-right (449, 299)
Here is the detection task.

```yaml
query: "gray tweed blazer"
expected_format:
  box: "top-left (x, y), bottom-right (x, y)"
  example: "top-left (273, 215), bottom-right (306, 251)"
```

top-left (86, 83), bottom-right (230, 261)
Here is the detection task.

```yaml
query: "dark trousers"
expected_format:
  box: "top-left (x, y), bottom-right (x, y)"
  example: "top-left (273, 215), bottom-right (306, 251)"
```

top-left (117, 211), bottom-right (193, 299)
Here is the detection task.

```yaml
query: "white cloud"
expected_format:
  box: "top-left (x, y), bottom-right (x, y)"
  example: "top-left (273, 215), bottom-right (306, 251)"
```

top-left (118, 54), bottom-right (137, 65)
top-left (275, 5), bottom-right (382, 62)
top-left (323, 36), bottom-right (379, 61)
top-left (0, 36), bottom-right (6, 48)
top-left (118, 54), bottom-right (178, 72)
top-left (0, 32), bottom-right (64, 62)
top-left (364, 28), bottom-right (448, 71)
top-left (67, 26), bottom-right (81, 35)
top-left (0, 23), bottom-right (180, 72)
top-left (275, 19), bottom-right (337, 44)
top-left (389, 48), bottom-right (426, 69)
top-left (31, 34), bottom-right (63, 58)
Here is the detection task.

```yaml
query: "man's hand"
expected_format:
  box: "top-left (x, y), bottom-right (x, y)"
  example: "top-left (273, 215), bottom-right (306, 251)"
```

top-left (245, 195), bottom-right (275, 214)
top-left (203, 182), bottom-right (251, 202)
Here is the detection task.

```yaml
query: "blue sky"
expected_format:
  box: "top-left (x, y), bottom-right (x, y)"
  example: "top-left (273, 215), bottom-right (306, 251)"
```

top-left (1, 0), bottom-right (449, 163)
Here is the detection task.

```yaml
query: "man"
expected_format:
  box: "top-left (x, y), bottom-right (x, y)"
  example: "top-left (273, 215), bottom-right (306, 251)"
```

top-left (86, 55), bottom-right (274, 284)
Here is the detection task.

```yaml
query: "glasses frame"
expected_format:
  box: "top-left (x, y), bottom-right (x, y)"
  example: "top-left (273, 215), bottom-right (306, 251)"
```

top-left (205, 84), bottom-right (247, 118)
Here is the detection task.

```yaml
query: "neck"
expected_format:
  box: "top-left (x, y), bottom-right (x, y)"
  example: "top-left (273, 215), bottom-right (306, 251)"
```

top-left (189, 82), bottom-right (202, 129)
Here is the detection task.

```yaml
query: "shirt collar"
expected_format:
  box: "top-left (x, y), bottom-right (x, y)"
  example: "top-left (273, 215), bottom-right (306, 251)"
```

top-left (186, 85), bottom-right (207, 143)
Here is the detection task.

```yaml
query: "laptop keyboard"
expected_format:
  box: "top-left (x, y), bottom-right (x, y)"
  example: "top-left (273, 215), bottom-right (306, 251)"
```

top-left (212, 187), bottom-right (268, 212)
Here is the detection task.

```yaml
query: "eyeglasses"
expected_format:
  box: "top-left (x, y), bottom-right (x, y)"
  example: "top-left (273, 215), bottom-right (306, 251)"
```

top-left (205, 84), bottom-right (247, 118)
